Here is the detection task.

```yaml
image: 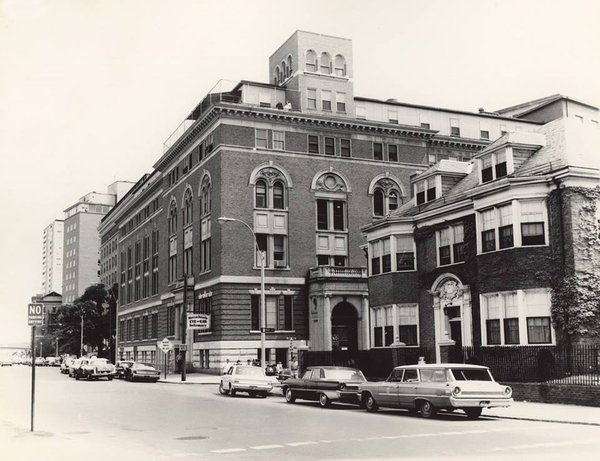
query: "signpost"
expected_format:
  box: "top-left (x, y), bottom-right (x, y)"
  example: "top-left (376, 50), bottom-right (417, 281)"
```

top-left (158, 337), bottom-right (173, 380)
top-left (28, 303), bottom-right (44, 432)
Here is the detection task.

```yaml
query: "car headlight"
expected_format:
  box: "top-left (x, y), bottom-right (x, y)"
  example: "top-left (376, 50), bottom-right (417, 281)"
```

top-left (504, 386), bottom-right (512, 397)
top-left (452, 386), bottom-right (462, 397)
top-left (339, 383), bottom-right (346, 390)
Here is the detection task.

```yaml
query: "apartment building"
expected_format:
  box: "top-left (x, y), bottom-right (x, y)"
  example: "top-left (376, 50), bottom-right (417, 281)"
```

top-left (41, 220), bottom-right (64, 295)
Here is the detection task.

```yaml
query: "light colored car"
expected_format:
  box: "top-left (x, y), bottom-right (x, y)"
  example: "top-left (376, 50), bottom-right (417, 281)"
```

top-left (45, 357), bottom-right (60, 367)
top-left (74, 357), bottom-right (115, 380)
top-left (34, 357), bottom-right (46, 366)
top-left (61, 357), bottom-right (75, 374)
top-left (219, 365), bottom-right (273, 398)
top-left (358, 363), bottom-right (513, 419)
top-left (68, 358), bottom-right (83, 377)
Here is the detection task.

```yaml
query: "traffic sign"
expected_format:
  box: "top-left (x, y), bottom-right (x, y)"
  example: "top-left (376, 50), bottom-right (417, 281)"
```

top-left (158, 337), bottom-right (174, 353)
top-left (187, 314), bottom-right (211, 330)
top-left (28, 303), bottom-right (44, 326)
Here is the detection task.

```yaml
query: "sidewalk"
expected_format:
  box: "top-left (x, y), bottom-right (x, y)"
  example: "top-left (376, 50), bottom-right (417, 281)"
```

top-left (157, 373), bottom-right (600, 425)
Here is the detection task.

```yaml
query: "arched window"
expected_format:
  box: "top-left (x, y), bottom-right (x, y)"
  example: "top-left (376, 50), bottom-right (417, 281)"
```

top-left (306, 49), bottom-right (317, 72)
top-left (168, 200), bottom-right (177, 235)
top-left (373, 189), bottom-right (385, 217)
top-left (182, 189), bottom-right (193, 226)
top-left (274, 67), bottom-right (280, 85)
top-left (255, 180), bottom-right (267, 208)
top-left (281, 61), bottom-right (287, 82)
top-left (200, 177), bottom-right (211, 216)
top-left (320, 52), bottom-right (331, 74)
top-left (389, 191), bottom-right (399, 212)
top-left (334, 54), bottom-right (346, 76)
top-left (287, 55), bottom-right (292, 76)
top-left (273, 181), bottom-right (285, 209)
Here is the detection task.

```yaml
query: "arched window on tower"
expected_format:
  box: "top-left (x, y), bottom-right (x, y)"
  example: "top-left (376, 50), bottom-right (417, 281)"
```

top-left (168, 200), bottom-right (178, 235)
top-left (182, 189), bottom-right (193, 227)
top-left (320, 52), bottom-right (331, 74)
top-left (334, 54), bottom-right (346, 76)
top-left (280, 61), bottom-right (287, 82)
top-left (373, 189), bottom-right (385, 217)
top-left (306, 49), bottom-right (317, 72)
top-left (287, 55), bottom-right (292, 77)
top-left (274, 67), bottom-right (280, 85)
top-left (199, 175), bottom-right (212, 273)
top-left (273, 181), bottom-right (285, 209)
top-left (370, 177), bottom-right (404, 217)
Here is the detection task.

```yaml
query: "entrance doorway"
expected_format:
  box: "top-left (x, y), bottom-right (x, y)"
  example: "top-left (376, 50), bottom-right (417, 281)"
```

top-left (331, 302), bottom-right (358, 351)
top-left (449, 320), bottom-right (462, 348)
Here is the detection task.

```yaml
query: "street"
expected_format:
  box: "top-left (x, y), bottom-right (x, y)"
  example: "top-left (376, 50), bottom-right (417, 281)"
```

top-left (1, 366), bottom-right (599, 461)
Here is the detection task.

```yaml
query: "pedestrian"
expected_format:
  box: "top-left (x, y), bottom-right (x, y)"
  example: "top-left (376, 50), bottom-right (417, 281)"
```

top-left (221, 358), bottom-right (230, 375)
top-left (276, 361), bottom-right (283, 373)
top-left (291, 356), bottom-right (299, 377)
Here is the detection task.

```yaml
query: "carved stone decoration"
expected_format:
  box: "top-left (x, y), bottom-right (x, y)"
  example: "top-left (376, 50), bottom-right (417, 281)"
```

top-left (315, 173), bottom-right (346, 193)
top-left (258, 167), bottom-right (283, 185)
top-left (438, 280), bottom-right (463, 306)
top-left (378, 178), bottom-right (398, 194)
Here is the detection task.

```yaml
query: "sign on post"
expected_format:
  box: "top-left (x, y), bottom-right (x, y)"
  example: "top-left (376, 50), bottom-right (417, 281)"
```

top-left (28, 303), bottom-right (44, 326)
top-left (158, 337), bottom-right (174, 354)
top-left (187, 314), bottom-right (211, 330)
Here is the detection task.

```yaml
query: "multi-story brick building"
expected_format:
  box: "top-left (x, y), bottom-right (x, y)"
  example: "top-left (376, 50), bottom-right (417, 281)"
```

top-left (102, 31), bottom-right (554, 373)
top-left (363, 95), bottom-right (600, 362)
top-left (41, 220), bottom-right (64, 295)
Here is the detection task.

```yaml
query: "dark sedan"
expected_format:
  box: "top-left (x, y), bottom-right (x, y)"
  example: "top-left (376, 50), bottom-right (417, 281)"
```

top-left (281, 366), bottom-right (366, 407)
top-left (124, 362), bottom-right (160, 382)
top-left (115, 360), bottom-right (134, 379)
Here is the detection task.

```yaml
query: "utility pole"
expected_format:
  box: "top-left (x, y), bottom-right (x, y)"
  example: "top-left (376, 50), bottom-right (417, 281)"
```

top-left (55, 337), bottom-right (59, 357)
top-left (80, 314), bottom-right (84, 357)
top-left (181, 274), bottom-right (188, 382)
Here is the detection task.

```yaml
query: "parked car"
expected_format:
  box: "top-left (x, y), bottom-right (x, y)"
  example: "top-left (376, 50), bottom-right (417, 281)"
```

top-left (74, 357), bottom-right (115, 381)
top-left (358, 363), bottom-right (513, 419)
top-left (282, 366), bottom-right (367, 407)
top-left (45, 357), bottom-right (60, 367)
top-left (115, 360), bottom-right (134, 379)
top-left (61, 357), bottom-right (75, 374)
top-left (34, 357), bottom-right (46, 366)
top-left (219, 365), bottom-right (273, 398)
top-left (124, 362), bottom-right (160, 382)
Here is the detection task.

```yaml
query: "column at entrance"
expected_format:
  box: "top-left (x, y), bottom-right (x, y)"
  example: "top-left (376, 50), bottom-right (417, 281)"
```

top-left (323, 294), bottom-right (332, 352)
top-left (360, 295), bottom-right (370, 350)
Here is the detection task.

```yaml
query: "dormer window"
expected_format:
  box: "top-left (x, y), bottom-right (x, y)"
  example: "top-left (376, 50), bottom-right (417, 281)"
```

top-left (480, 150), bottom-right (509, 184)
top-left (415, 178), bottom-right (437, 205)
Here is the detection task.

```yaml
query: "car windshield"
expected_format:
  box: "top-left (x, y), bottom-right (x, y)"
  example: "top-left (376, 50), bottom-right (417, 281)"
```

top-left (450, 368), bottom-right (493, 381)
top-left (323, 369), bottom-right (366, 381)
top-left (235, 367), bottom-right (264, 376)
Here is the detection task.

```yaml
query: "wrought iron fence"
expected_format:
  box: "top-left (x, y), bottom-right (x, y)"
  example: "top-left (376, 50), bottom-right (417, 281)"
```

top-left (450, 345), bottom-right (600, 385)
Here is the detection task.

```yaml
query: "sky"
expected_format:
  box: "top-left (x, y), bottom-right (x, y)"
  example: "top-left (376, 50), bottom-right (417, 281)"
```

top-left (0, 0), bottom-right (598, 345)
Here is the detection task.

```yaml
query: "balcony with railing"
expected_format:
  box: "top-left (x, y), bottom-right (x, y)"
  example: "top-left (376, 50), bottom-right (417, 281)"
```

top-left (309, 266), bottom-right (368, 280)
top-left (162, 79), bottom-right (302, 153)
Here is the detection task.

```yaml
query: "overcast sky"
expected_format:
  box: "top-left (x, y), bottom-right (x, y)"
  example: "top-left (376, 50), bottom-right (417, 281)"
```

top-left (1, 0), bottom-right (598, 345)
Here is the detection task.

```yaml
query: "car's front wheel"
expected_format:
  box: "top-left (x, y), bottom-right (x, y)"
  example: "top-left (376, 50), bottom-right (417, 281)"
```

top-left (218, 382), bottom-right (229, 395)
top-left (229, 385), bottom-right (236, 397)
top-left (319, 393), bottom-right (331, 408)
top-left (364, 393), bottom-right (378, 413)
top-left (464, 408), bottom-right (482, 419)
top-left (284, 388), bottom-right (296, 403)
top-left (419, 400), bottom-right (436, 419)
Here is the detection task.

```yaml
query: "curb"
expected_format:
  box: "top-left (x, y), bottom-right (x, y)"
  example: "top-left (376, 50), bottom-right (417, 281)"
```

top-left (158, 379), bottom-right (220, 385)
top-left (485, 414), bottom-right (600, 426)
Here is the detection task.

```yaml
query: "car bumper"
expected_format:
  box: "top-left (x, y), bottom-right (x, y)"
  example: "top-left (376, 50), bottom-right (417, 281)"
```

top-left (449, 397), bottom-right (513, 408)
top-left (232, 383), bottom-right (272, 392)
top-left (131, 374), bottom-right (160, 381)
top-left (84, 371), bottom-right (116, 378)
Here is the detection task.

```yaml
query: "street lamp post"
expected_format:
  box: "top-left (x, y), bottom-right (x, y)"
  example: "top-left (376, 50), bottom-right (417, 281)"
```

top-left (218, 216), bottom-right (267, 370)
top-left (80, 313), bottom-right (84, 357)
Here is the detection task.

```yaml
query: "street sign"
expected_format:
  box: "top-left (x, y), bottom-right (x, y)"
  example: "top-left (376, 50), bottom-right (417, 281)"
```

top-left (187, 314), bottom-right (211, 330)
top-left (28, 303), bottom-right (44, 326)
top-left (261, 327), bottom-right (275, 333)
top-left (158, 337), bottom-right (174, 353)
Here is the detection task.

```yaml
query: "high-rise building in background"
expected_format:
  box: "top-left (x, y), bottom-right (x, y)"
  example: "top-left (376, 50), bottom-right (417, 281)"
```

top-left (62, 182), bottom-right (134, 304)
top-left (41, 220), bottom-right (64, 295)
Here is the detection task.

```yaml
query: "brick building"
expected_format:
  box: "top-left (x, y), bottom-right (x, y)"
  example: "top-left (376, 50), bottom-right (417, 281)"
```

top-left (363, 95), bottom-right (600, 363)
top-left (102, 31), bottom-right (560, 373)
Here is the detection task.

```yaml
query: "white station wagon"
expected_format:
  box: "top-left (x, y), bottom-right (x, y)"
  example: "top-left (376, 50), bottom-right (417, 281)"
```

top-left (358, 363), bottom-right (513, 419)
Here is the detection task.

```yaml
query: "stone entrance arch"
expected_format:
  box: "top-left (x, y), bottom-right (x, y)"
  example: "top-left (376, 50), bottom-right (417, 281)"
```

top-left (331, 301), bottom-right (359, 352)
top-left (429, 274), bottom-right (472, 363)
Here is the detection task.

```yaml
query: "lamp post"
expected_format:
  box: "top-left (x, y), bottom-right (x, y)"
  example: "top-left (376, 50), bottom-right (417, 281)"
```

top-left (80, 313), bottom-right (84, 357)
top-left (218, 216), bottom-right (266, 369)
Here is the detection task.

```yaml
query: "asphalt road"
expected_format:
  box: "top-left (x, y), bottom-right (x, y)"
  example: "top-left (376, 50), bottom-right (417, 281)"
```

top-left (1, 365), bottom-right (599, 461)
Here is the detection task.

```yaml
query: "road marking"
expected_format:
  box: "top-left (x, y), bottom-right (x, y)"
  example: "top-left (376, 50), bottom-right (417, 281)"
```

top-left (286, 441), bottom-right (318, 446)
top-left (210, 448), bottom-right (247, 453)
top-left (250, 444), bottom-right (284, 450)
top-left (488, 438), bottom-right (600, 452)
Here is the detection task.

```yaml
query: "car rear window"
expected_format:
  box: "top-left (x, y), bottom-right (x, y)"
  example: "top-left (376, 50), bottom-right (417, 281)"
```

top-left (420, 369), bottom-right (448, 382)
top-left (323, 369), bottom-right (366, 381)
top-left (450, 368), bottom-right (493, 381)
top-left (235, 367), bottom-right (264, 376)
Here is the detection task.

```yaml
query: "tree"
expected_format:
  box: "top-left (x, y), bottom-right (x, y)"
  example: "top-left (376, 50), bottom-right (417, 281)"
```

top-left (54, 284), bottom-right (110, 357)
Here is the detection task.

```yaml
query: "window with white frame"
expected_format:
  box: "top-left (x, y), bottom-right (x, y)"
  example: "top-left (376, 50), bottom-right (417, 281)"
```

top-left (479, 200), bottom-right (546, 253)
top-left (372, 304), bottom-right (419, 347)
top-left (255, 129), bottom-right (268, 148)
top-left (251, 294), bottom-right (294, 331)
top-left (450, 118), bottom-right (460, 136)
top-left (320, 52), bottom-right (331, 74)
top-left (372, 180), bottom-right (402, 217)
top-left (321, 90), bottom-right (332, 111)
top-left (272, 131), bottom-right (285, 150)
top-left (437, 223), bottom-right (465, 266)
top-left (307, 88), bottom-right (317, 109)
top-left (336, 92), bottom-right (346, 112)
top-left (415, 177), bottom-right (437, 205)
top-left (334, 54), bottom-right (346, 76)
top-left (199, 175), bottom-right (211, 273)
top-left (481, 289), bottom-right (552, 345)
top-left (396, 235), bottom-right (415, 271)
top-left (480, 150), bottom-right (509, 183)
top-left (370, 235), bottom-right (415, 275)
